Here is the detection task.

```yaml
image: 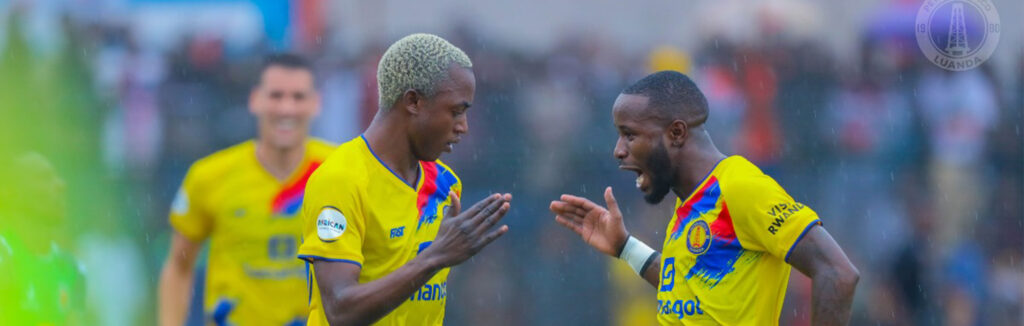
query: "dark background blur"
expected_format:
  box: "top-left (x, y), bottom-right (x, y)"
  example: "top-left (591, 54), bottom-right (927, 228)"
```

top-left (0, 0), bottom-right (1021, 325)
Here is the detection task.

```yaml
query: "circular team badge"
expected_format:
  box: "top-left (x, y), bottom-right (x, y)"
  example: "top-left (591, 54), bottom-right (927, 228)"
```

top-left (686, 220), bottom-right (712, 255)
top-left (316, 207), bottom-right (347, 242)
top-left (915, 0), bottom-right (1000, 71)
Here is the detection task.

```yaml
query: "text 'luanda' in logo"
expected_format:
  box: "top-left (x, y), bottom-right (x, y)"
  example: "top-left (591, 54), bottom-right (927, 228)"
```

top-left (916, 0), bottom-right (1000, 71)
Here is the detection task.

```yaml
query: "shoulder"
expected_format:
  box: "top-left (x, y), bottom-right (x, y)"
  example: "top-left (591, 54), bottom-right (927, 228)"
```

top-left (188, 140), bottom-right (254, 180)
top-left (431, 159), bottom-right (462, 191)
top-left (716, 156), bottom-right (780, 195)
top-left (433, 160), bottom-right (461, 182)
top-left (305, 137), bottom-right (339, 160)
top-left (308, 138), bottom-right (371, 191)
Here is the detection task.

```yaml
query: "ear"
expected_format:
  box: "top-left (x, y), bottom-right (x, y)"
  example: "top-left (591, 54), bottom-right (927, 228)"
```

top-left (401, 89), bottom-right (423, 115)
top-left (666, 120), bottom-right (689, 147)
top-left (248, 87), bottom-right (260, 115)
top-left (310, 90), bottom-right (323, 117)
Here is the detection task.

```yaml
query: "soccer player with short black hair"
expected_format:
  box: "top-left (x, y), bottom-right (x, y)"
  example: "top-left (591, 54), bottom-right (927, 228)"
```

top-left (551, 71), bottom-right (860, 325)
top-left (158, 53), bottom-right (334, 326)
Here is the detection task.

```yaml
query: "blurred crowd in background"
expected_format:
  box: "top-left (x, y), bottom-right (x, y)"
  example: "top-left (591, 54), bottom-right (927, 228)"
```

top-left (1, 0), bottom-right (1021, 325)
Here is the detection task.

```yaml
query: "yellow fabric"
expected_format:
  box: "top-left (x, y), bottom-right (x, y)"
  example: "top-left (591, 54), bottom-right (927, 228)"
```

top-left (169, 138), bottom-right (335, 325)
top-left (299, 135), bottom-right (462, 326)
top-left (656, 156), bottom-right (821, 325)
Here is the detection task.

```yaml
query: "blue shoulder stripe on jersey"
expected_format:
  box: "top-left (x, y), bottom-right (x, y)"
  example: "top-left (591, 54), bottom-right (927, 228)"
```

top-left (297, 255), bottom-right (363, 268)
top-left (785, 219), bottom-right (823, 262)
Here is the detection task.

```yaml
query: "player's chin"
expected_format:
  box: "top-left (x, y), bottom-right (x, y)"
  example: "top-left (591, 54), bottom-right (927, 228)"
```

top-left (642, 184), bottom-right (670, 204)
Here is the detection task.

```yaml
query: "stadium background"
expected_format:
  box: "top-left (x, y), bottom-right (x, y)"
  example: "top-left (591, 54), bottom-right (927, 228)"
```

top-left (0, 0), bottom-right (1021, 325)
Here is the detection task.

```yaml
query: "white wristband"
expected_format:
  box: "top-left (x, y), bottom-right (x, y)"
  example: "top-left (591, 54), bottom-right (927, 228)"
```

top-left (618, 236), bottom-right (657, 275)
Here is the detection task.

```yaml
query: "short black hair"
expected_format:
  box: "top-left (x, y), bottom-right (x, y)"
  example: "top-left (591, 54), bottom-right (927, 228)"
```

top-left (621, 71), bottom-right (709, 126)
top-left (259, 53), bottom-right (314, 82)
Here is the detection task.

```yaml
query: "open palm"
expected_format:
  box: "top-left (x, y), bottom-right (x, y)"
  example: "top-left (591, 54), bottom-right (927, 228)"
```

top-left (550, 187), bottom-right (629, 257)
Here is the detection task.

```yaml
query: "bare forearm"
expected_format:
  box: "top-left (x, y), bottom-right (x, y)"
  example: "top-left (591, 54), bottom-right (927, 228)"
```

top-left (322, 257), bottom-right (441, 325)
top-left (641, 253), bottom-right (662, 287)
top-left (158, 262), bottom-right (194, 326)
top-left (810, 268), bottom-right (859, 326)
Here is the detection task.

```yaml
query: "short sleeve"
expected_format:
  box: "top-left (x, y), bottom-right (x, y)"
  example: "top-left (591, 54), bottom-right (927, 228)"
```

top-left (297, 170), bottom-right (366, 268)
top-left (168, 165), bottom-right (213, 242)
top-left (724, 175), bottom-right (821, 261)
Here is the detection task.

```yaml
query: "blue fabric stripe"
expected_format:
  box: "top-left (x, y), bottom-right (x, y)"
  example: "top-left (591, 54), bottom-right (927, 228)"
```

top-left (418, 165), bottom-right (457, 230)
top-left (361, 134), bottom-right (419, 189)
top-left (785, 220), bottom-right (823, 262)
top-left (297, 255), bottom-right (363, 268)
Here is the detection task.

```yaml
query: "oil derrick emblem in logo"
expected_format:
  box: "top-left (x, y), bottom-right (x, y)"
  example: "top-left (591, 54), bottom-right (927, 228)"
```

top-left (916, 0), bottom-right (1000, 71)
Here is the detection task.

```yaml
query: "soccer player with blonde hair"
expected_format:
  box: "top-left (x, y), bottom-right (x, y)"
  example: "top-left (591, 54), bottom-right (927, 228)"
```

top-left (298, 33), bottom-right (512, 326)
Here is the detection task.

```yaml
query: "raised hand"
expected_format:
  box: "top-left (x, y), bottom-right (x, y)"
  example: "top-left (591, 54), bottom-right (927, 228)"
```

top-left (550, 187), bottom-right (629, 257)
top-left (421, 192), bottom-right (512, 268)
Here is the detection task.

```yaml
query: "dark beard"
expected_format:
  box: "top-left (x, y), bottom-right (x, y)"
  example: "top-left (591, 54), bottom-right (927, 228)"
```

top-left (643, 140), bottom-right (674, 204)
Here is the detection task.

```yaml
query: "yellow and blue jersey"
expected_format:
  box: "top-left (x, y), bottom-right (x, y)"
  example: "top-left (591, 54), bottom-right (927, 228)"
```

top-left (298, 135), bottom-right (461, 326)
top-left (656, 156), bottom-right (821, 325)
top-left (169, 138), bottom-right (335, 326)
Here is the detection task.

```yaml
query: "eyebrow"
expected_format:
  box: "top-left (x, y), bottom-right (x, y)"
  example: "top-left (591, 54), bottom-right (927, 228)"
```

top-left (460, 101), bottom-right (472, 109)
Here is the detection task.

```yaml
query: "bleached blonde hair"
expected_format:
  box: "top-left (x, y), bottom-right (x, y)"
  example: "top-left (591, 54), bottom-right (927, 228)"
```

top-left (376, 33), bottom-right (473, 111)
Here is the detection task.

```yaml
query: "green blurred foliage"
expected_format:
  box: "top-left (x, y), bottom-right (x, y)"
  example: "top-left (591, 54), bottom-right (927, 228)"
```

top-left (0, 14), bottom-right (128, 325)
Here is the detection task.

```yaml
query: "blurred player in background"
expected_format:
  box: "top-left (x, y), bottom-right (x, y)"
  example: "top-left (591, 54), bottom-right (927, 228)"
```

top-left (551, 71), bottom-right (860, 325)
top-left (157, 54), bottom-right (334, 326)
top-left (0, 153), bottom-right (86, 325)
top-left (297, 33), bottom-right (512, 326)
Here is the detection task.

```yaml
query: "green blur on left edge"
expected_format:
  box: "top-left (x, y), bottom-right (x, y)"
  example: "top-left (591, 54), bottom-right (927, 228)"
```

top-left (0, 14), bottom-right (135, 325)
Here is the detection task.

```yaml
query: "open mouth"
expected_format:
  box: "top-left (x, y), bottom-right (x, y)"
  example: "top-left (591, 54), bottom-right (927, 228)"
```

top-left (619, 165), bottom-right (646, 190)
top-left (273, 118), bottom-right (299, 132)
top-left (444, 139), bottom-right (460, 152)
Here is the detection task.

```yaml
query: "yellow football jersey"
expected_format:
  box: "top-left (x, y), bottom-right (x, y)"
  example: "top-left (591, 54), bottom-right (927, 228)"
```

top-left (298, 135), bottom-right (462, 326)
top-left (656, 156), bottom-right (821, 325)
top-left (170, 138), bottom-right (335, 325)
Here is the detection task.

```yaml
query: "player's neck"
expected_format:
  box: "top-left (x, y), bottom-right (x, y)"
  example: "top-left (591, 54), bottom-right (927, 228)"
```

top-left (255, 140), bottom-right (306, 181)
top-left (671, 139), bottom-right (726, 199)
top-left (364, 116), bottom-right (420, 186)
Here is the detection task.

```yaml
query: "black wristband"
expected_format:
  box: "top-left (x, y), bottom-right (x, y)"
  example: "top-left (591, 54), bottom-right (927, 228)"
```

top-left (639, 252), bottom-right (659, 275)
top-left (615, 234), bottom-right (631, 257)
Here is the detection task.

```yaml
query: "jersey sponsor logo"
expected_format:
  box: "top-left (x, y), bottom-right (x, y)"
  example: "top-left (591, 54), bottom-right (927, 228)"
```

top-left (390, 226), bottom-right (405, 239)
top-left (766, 202), bottom-right (806, 235)
top-left (660, 257), bottom-right (676, 292)
top-left (657, 297), bottom-right (704, 319)
top-left (316, 207), bottom-right (347, 242)
top-left (686, 220), bottom-right (712, 255)
top-left (267, 234), bottom-right (298, 260)
top-left (409, 281), bottom-right (447, 302)
top-left (171, 188), bottom-right (188, 215)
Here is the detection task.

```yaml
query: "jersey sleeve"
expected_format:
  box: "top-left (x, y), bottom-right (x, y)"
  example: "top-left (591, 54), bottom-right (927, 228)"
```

top-left (724, 174), bottom-right (821, 261)
top-left (168, 164), bottom-right (213, 242)
top-left (297, 170), bottom-right (366, 268)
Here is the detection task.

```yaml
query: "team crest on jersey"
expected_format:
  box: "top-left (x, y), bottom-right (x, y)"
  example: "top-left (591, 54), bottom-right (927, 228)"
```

top-left (316, 207), bottom-right (347, 242)
top-left (686, 220), bottom-right (712, 255)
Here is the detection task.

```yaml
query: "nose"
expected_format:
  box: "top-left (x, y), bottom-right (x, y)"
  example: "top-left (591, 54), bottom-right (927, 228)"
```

top-left (454, 114), bottom-right (468, 135)
top-left (279, 95), bottom-right (299, 113)
top-left (613, 136), bottom-right (627, 160)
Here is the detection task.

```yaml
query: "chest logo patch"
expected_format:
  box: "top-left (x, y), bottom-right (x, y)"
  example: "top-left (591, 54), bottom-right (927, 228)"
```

top-left (316, 207), bottom-right (347, 242)
top-left (686, 220), bottom-right (712, 255)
